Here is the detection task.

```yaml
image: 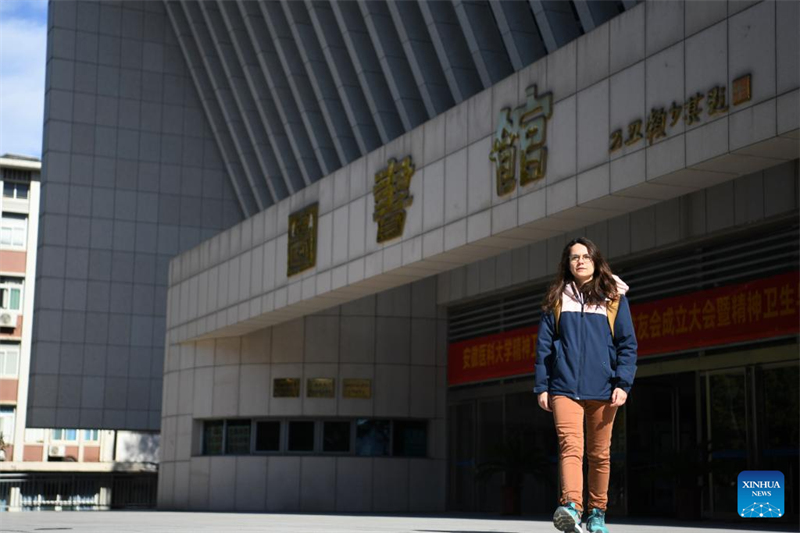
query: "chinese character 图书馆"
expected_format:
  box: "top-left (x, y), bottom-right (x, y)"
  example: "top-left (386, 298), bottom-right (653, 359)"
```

top-left (489, 108), bottom-right (518, 196)
top-left (489, 84), bottom-right (553, 195)
top-left (373, 156), bottom-right (415, 243)
top-left (517, 85), bottom-right (553, 187)
top-left (287, 203), bottom-right (319, 276)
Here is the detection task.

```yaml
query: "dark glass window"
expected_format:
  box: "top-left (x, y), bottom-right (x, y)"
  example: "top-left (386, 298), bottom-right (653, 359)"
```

top-left (393, 420), bottom-right (428, 457)
top-left (255, 421), bottom-right (281, 452)
top-left (288, 421), bottom-right (315, 452)
top-left (355, 419), bottom-right (390, 456)
top-left (323, 421), bottom-right (351, 453)
top-left (203, 420), bottom-right (224, 455)
top-left (225, 420), bottom-right (251, 454)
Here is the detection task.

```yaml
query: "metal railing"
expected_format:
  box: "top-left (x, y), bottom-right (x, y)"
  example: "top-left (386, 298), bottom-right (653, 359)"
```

top-left (0, 472), bottom-right (157, 512)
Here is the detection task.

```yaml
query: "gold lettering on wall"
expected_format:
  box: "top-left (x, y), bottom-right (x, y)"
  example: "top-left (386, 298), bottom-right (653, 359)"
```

top-left (287, 203), bottom-right (318, 277)
top-left (373, 156), bottom-right (415, 243)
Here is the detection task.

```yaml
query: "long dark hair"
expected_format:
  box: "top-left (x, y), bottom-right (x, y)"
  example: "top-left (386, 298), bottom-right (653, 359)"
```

top-left (542, 237), bottom-right (618, 311)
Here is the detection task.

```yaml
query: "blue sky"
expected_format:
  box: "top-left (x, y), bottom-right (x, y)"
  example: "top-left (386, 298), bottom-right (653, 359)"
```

top-left (0, 0), bottom-right (48, 159)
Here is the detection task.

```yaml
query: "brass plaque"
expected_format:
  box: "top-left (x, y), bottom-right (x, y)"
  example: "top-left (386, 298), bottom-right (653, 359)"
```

top-left (307, 378), bottom-right (335, 398)
top-left (342, 378), bottom-right (372, 399)
top-left (287, 203), bottom-right (318, 277)
top-left (273, 378), bottom-right (300, 398)
top-left (373, 156), bottom-right (414, 243)
top-left (732, 74), bottom-right (752, 106)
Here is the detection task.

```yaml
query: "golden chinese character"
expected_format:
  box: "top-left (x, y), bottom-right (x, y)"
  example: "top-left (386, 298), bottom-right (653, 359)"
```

top-left (716, 296), bottom-right (731, 327)
top-left (645, 108), bottom-right (668, 145)
top-left (649, 310), bottom-right (662, 338)
top-left (624, 119), bottom-right (643, 146)
top-left (685, 93), bottom-right (704, 125)
top-left (521, 336), bottom-right (531, 359)
top-left (287, 203), bottom-right (319, 277)
top-left (636, 313), bottom-right (649, 340)
top-left (675, 305), bottom-right (688, 334)
top-left (763, 287), bottom-right (779, 319)
top-left (504, 339), bottom-right (513, 362)
top-left (471, 347), bottom-right (479, 368)
top-left (731, 293), bottom-right (747, 324)
top-left (662, 307), bottom-right (675, 336)
top-left (688, 303), bottom-right (702, 332)
top-left (486, 343), bottom-right (496, 366)
top-left (702, 299), bottom-right (715, 329)
top-left (373, 156), bottom-right (415, 243)
top-left (516, 85), bottom-right (553, 187)
top-left (478, 344), bottom-right (487, 367)
top-left (779, 284), bottom-right (796, 316)
top-left (707, 86), bottom-right (729, 115)
top-left (732, 74), bottom-right (752, 106)
top-left (489, 108), bottom-right (518, 196)
top-left (747, 291), bottom-right (762, 322)
top-left (609, 129), bottom-right (623, 153)
top-left (669, 101), bottom-right (682, 127)
top-left (512, 337), bottom-right (522, 361)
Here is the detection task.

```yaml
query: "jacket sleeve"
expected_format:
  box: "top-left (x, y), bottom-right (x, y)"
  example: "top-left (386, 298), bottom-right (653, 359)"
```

top-left (533, 311), bottom-right (556, 394)
top-left (612, 295), bottom-right (638, 394)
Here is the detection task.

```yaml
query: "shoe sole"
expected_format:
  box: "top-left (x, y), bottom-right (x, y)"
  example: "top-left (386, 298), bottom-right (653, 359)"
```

top-left (553, 507), bottom-right (583, 533)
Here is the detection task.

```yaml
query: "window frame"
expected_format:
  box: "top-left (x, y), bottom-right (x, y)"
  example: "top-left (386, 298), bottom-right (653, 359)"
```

top-left (0, 213), bottom-right (27, 249)
top-left (2, 179), bottom-right (30, 200)
top-left (0, 345), bottom-right (20, 378)
top-left (0, 278), bottom-right (24, 312)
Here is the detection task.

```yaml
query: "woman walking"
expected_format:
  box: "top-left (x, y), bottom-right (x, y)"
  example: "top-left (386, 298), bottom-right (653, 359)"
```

top-left (534, 237), bottom-right (638, 533)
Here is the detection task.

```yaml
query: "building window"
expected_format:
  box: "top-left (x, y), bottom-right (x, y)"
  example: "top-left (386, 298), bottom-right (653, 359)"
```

top-left (0, 346), bottom-right (20, 378)
top-left (355, 419), bottom-right (391, 456)
top-left (393, 420), bottom-right (428, 457)
top-left (0, 214), bottom-right (27, 248)
top-left (2, 180), bottom-right (29, 200)
top-left (200, 418), bottom-right (429, 458)
top-left (83, 429), bottom-right (100, 442)
top-left (25, 428), bottom-right (45, 443)
top-left (225, 420), bottom-right (251, 455)
top-left (0, 278), bottom-right (23, 312)
top-left (287, 421), bottom-right (315, 452)
top-left (322, 421), bottom-right (351, 453)
top-left (51, 429), bottom-right (78, 441)
top-left (0, 406), bottom-right (16, 443)
top-left (255, 421), bottom-right (280, 452)
top-left (203, 420), bottom-right (224, 455)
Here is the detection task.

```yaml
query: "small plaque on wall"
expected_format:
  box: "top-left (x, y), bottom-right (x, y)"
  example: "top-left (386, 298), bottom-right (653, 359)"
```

top-left (273, 378), bottom-right (300, 398)
top-left (343, 378), bottom-right (372, 399)
top-left (307, 378), bottom-right (335, 398)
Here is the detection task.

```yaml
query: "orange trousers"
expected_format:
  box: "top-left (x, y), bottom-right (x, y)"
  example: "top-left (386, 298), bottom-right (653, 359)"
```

top-left (551, 394), bottom-right (619, 513)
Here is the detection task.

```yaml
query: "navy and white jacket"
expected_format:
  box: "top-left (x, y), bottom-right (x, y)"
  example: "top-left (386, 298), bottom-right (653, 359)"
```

top-left (534, 275), bottom-right (638, 401)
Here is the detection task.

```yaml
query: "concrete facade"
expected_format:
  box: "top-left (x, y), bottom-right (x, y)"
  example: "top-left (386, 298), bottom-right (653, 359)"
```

top-left (157, 0), bottom-right (798, 513)
top-left (158, 279), bottom-right (447, 512)
top-left (33, 1), bottom-right (243, 430)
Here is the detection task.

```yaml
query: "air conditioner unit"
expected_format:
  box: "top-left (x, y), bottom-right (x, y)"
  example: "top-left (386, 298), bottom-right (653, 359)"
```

top-left (0, 311), bottom-right (19, 327)
top-left (48, 445), bottom-right (66, 457)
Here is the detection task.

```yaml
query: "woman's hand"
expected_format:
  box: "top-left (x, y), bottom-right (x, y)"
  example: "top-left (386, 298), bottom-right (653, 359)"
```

top-left (610, 388), bottom-right (628, 407)
top-left (537, 391), bottom-right (552, 412)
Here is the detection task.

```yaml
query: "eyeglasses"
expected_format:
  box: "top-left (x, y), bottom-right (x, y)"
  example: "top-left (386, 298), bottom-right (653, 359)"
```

top-left (569, 254), bottom-right (593, 264)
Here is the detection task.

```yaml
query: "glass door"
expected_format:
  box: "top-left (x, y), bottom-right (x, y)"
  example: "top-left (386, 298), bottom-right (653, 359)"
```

top-left (448, 402), bottom-right (476, 511)
top-left (704, 369), bottom-right (749, 518)
top-left (757, 362), bottom-right (799, 521)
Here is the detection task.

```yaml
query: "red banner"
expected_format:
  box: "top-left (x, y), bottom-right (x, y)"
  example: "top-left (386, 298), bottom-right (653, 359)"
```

top-left (633, 270), bottom-right (799, 356)
top-left (448, 326), bottom-right (538, 386)
top-left (448, 271), bottom-right (799, 386)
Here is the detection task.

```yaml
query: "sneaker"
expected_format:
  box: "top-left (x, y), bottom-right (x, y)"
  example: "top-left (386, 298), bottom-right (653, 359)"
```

top-left (553, 502), bottom-right (583, 533)
top-left (585, 508), bottom-right (609, 533)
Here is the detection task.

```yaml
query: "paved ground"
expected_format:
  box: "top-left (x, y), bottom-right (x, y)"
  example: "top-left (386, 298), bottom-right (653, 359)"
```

top-left (0, 512), bottom-right (798, 533)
